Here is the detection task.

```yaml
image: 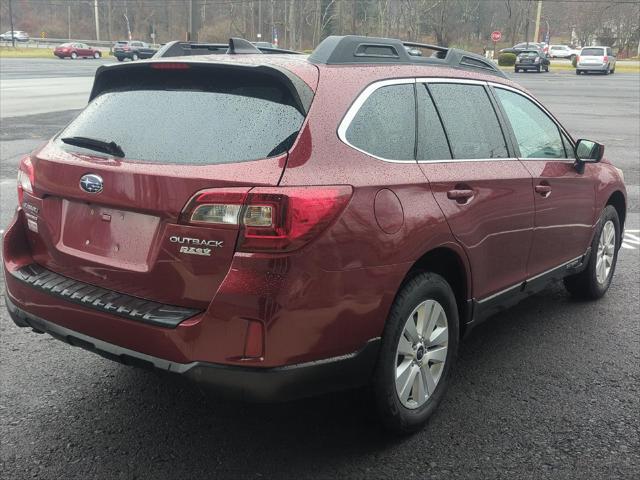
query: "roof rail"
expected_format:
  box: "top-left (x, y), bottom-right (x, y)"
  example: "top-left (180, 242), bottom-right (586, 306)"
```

top-left (308, 35), bottom-right (506, 78)
top-left (153, 38), bottom-right (303, 58)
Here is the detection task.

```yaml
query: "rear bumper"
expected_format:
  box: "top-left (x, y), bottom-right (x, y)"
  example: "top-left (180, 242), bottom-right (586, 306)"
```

top-left (577, 63), bottom-right (608, 71)
top-left (7, 296), bottom-right (380, 402)
top-left (515, 63), bottom-right (540, 70)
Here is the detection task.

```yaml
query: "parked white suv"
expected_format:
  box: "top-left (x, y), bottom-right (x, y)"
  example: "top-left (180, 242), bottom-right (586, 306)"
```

top-left (548, 44), bottom-right (579, 60)
top-left (576, 46), bottom-right (616, 75)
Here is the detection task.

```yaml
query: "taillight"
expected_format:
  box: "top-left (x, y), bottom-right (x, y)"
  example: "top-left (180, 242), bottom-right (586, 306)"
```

top-left (603, 55), bottom-right (608, 62)
top-left (17, 156), bottom-right (34, 204)
top-left (576, 55), bottom-right (580, 62)
top-left (181, 186), bottom-right (353, 253)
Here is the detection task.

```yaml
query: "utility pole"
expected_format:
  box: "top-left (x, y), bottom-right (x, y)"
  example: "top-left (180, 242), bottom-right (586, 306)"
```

top-left (188, 0), bottom-right (193, 40)
top-left (533, 0), bottom-right (542, 43)
top-left (94, 0), bottom-right (100, 41)
top-left (68, 5), bottom-right (71, 39)
top-left (258, 0), bottom-right (262, 41)
top-left (8, 0), bottom-right (15, 47)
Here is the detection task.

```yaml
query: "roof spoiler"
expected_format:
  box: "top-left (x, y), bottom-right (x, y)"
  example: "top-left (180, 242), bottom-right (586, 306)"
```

top-left (308, 35), bottom-right (506, 79)
top-left (153, 38), bottom-right (303, 58)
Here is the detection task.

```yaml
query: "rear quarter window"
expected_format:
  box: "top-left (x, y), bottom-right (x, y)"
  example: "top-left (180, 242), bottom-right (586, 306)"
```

top-left (344, 83), bottom-right (415, 160)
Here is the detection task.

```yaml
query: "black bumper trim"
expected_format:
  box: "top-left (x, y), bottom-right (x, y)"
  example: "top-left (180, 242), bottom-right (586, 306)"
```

top-left (6, 296), bottom-right (381, 402)
top-left (10, 264), bottom-right (200, 328)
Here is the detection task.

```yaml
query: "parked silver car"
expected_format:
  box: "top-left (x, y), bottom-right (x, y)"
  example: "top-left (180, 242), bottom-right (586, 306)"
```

top-left (576, 46), bottom-right (616, 75)
top-left (0, 30), bottom-right (29, 42)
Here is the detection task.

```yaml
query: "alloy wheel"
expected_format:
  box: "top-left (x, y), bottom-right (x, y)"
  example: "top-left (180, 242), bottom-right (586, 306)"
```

top-left (395, 299), bottom-right (449, 409)
top-left (596, 220), bottom-right (615, 284)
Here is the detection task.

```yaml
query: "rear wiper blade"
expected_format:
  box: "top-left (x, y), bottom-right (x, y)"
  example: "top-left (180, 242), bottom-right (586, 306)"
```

top-left (61, 136), bottom-right (125, 158)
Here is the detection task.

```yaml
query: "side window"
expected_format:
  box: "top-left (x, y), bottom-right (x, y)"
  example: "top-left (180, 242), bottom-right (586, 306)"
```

top-left (562, 133), bottom-right (575, 159)
top-left (428, 83), bottom-right (508, 159)
top-left (416, 84), bottom-right (451, 161)
top-left (495, 88), bottom-right (566, 159)
top-left (345, 83), bottom-right (415, 160)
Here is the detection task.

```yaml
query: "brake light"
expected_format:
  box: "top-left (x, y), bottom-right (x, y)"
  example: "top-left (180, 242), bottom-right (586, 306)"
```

top-left (150, 62), bottom-right (190, 70)
top-left (17, 156), bottom-right (34, 204)
top-left (576, 55), bottom-right (580, 62)
top-left (603, 55), bottom-right (608, 62)
top-left (181, 186), bottom-right (353, 252)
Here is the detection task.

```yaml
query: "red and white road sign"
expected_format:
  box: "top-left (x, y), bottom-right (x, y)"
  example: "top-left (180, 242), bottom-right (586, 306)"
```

top-left (491, 31), bottom-right (502, 42)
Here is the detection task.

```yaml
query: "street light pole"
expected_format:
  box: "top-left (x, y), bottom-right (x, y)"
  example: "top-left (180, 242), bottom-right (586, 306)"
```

top-left (94, 0), bottom-right (100, 41)
top-left (8, 0), bottom-right (16, 47)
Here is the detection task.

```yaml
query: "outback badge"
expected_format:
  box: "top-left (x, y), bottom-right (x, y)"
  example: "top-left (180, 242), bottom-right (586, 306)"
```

top-left (169, 236), bottom-right (224, 257)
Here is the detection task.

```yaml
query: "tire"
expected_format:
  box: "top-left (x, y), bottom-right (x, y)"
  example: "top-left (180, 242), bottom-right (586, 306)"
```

top-left (514, 68), bottom-right (519, 73)
top-left (70, 52), bottom-right (77, 59)
top-left (93, 51), bottom-right (101, 59)
top-left (116, 56), bottom-right (124, 62)
top-left (611, 67), bottom-right (615, 74)
top-left (373, 272), bottom-right (459, 434)
top-left (132, 53), bottom-right (139, 61)
top-left (536, 66), bottom-right (541, 73)
top-left (564, 205), bottom-right (620, 300)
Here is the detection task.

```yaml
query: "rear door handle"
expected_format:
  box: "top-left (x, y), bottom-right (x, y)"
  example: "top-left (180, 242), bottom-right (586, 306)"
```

top-left (535, 184), bottom-right (552, 196)
top-left (447, 189), bottom-right (474, 203)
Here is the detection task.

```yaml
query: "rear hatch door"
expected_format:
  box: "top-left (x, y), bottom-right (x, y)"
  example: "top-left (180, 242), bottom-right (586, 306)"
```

top-left (26, 60), bottom-right (316, 310)
top-left (580, 47), bottom-right (605, 64)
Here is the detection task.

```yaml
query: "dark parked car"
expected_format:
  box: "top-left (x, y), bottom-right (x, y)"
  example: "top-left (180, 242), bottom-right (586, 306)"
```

top-left (515, 49), bottom-right (550, 72)
top-left (500, 42), bottom-right (545, 56)
top-left (54, 42), bottom-right (102, 59)
top-left (113, 40), bottom-right (156, 61)
top-left (6, 36), bottom-right (626, 433)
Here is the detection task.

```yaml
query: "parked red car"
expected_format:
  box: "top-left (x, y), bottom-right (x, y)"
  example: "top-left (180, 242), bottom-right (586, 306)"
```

top-left (54, 42), bottom-right (102, 59)
top-left (6, 36), bottom-right (626, 433)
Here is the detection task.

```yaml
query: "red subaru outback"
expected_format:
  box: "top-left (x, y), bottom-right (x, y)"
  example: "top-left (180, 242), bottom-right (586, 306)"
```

top-left (4, 36), bottom-right (626, 432)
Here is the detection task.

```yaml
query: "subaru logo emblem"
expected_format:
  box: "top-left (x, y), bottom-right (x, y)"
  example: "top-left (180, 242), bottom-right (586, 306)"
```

top-left (79, 174), bottom-right (103, 194)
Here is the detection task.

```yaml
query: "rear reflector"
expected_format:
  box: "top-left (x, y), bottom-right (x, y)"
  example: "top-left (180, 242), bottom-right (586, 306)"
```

top-left (150, 62), bottom-right (190, 70)
top-left (17, 156), bottom-right (34, 205)
top-left (244, 320), bottom-right (264, 358)
top-left (180, 186), bottom-right (353, 252)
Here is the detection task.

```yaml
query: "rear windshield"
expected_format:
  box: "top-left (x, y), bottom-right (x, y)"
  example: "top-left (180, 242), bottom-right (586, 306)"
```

top-left (519, 51), bottom-right (539, 57)
top-left (581, 48), bottom-right (604, 56)
top-left (57, 67), bottom-right (306, 165)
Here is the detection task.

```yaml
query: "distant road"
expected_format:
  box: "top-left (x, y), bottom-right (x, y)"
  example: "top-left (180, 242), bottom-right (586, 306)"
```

top-left (0, 57), bottom-right (114, 118)
top-left (0, 57), bottom-right (114, 80)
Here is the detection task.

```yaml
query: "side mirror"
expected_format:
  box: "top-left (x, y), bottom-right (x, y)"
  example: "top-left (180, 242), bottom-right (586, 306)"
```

top-left (575, 139), bottom-right (604, 163)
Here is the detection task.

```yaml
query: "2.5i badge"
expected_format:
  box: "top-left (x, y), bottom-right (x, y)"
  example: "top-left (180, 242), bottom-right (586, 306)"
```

top-left (169, 236), bottom-right (224, 257)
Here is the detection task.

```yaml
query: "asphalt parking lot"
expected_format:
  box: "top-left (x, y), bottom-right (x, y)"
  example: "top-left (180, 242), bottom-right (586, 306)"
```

top-left (1, 58), bottom-right (639, 479)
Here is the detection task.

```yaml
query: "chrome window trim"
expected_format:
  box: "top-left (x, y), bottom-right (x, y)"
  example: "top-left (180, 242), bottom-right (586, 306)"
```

top-left (338, 76), bottom-right (576, 165)
top-left (337, 78), bottom-right (417, 164)
top-left (417, 157), bottom-right (518, 164)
